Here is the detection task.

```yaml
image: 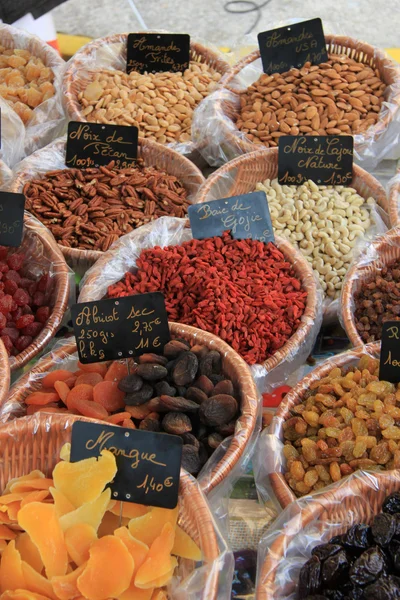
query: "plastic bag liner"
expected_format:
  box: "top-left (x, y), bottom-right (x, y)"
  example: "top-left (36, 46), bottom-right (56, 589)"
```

top-left (0, 24), bottom-right (66, 168)
top-left (62, 31), bottom-right (231, 166)
top-left (6, 212), bottom-right (73, 373)
top-left (192, 36), bottom-right (400, 170)
top-left (0, 412), bottom-right (234, 600)
top-left (0, 338), bottom-right (10, 409)
top-left (0, 159), bottom-right (12, 189)
top-left (253, 342), bottom-right (380, 512)
top-left (388, 170), bottom-right (400, 228)
top-left (340, 226), bottom-right (400, 348)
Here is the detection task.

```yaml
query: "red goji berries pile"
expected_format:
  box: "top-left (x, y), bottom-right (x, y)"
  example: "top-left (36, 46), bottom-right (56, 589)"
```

top-left (107, 233), bottom-right (307, 364)
top-left (0, 246), bottom-right (52, 356)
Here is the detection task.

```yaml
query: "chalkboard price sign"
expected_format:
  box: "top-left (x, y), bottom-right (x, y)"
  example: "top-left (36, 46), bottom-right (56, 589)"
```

top-left (278, 135), bottom-right (354, 186)
top-left (188, 191), bottom-right (274, 243)
top-left (66, 122), bottom-right (138, 170)
top-left (70, 421), bottom-right (183, 509)
top-left (379, 321), bottom-right (400, 383)
top-left (127, 33), bottom-right (190, 74)
top-left (258, 18), bottom-right (328, 75)
top-left (0, 191), bottom-right (25, 248)
top-left (71, 293), bottom-right (171, 364)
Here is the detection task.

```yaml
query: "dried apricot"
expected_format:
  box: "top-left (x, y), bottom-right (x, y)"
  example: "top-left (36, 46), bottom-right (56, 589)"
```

top-left (105, 412), bottom-right (132, 425)
top-left (25, 392), bottom-right (59, 406)
top-left (64, 524), bottom-right (97, 567)
top-left (0, 540), bottom-right (25, 592)
top-left (65, 385), bottom-right (94, 411)
top-left (42, 371), bottom-right (72, 388)
top-left (122, 419), bottom-right (136, 429)
top-left (128, 506), bottom-right (178, 547)
top-left (53, 382), bottom-right (70, 405)
top-left (135, 523), bottom-right (175, 588)
top-left (73, 399), bottom-right (109, 420)
top-left (15, 534), bottom-right (43, 573)
top-left (77, 536), bottom-right (134, 600)
top-left (93, 381), bottom-right (125, 412)
top-left (22, 561), bottom-right (57, 600)
top-left (77, 362), bottom-right (108, 377)
top-left (59, 489), bottom-right (111, 533)
top-left (18, 503), bottom-right (68, 578)
top-left (75, 373), bottom-right (103, 387)
top-left (104, 362), bottom-right (128, 383)
top-left (172, 525), bottom-right (202, 561)
top-left (51, 564), bottom-right (86, 600)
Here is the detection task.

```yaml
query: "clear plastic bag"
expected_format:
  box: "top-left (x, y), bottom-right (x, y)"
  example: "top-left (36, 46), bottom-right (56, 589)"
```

top-left (256, 468), bottom-right (400, 599)
top-left (388, 170), bottom-right (400, 227)
top-left (0, 159), bottom-right (12, 190)
top-left (0, 24), bottom-right (66, 168)
top-left (0, 411), bottom-right (234, 600)
top-left (192, 36), bottom-right (400, 170)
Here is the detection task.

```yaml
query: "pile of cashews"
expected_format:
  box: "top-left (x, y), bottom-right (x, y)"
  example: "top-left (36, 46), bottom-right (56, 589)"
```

top-left (255, 178), bottom-right (374, 299)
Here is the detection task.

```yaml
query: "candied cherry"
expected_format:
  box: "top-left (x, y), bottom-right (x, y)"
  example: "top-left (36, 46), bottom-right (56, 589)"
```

top-left (7, 253), bottom-right (24, 271)
top-left (36, 306), bottom-right (50, 323)
top-left (0, 295), bottom-right (13, 315)
top-left (15, 335), bottom-right (33, 352)
top-left (1, 335), bottom-right (13, 354)
top-left (4, 280), bottom-right (18, 295)
top-left (16, 314), bottom-right (35, 329)
top-left (13, 288), bottom-right (30, 307)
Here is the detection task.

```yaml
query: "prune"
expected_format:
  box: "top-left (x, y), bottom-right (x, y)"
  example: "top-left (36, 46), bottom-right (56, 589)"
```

top-left (232, 549), bottom-right (257, 597)
top-left (298, 555), bottom-right (321, 598)
top-left (312, 544), bottom-right (342, 562)
top-left (172, 351), bottom-right (198, 385)
top-left (372, 513), bottom-right (397, 547)
top-left (207, 432), bottom-right (223, 449)
top-left (329, 535), bottom-right (346, 546)
top-left (344, 524), bottom-right (371, 550)
top-left (118, 374), bottom-right (143, 393)
top-left (389, 540), bottom-right (400, 574)
top-left (349, 546), bottom-right (387, 586)
top-left (176, 385), bottom-right (187, 396)
top-left (154, 381), bottom-right (176, 396)
top-left (194, 375), bottom-right (214, 395)
top-left (159, 395), bottom-right (199, 413)
top-left (185, 386), bottom-right (208, 404)
top-left (181, 445), bottom-right (202, 474)
top-left (213, 379), bottom-right (234, 396)
top-left (180, 433), bottom-right (200, 450)
top-left (139, 416), bottom-right (160, 432)
top-left (162, 412), bottom-right (192, 435)
top-left (138, 352), bottom-right (168, 366)
top-left (124, 383), bottom-right (154, 405)
top-left (321, 550), bottom-right (349, 587)
top-left (323, 591), bottom-right (345, 600)
top-left (383, 493), bottom-right (400, 515)
top-left (199, 394), bottom-right (238, 426)
top-left (364, 574), bottom-right (400, 599)
top-left (163, 340), bottom-right (189, 358)
top-left (303, 597), bottom-right (328, 600)
top-left (135, 363), bottom-right (168, 381)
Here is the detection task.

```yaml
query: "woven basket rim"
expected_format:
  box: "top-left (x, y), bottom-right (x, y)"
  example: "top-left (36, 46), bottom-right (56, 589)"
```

top-left (341, 226), bottom-right (400, 347)
top-left (217, 34), bottom-right (400, 155)
top-left (268, 341), bottom-right (380, 509)
top-left (5, 323), bottom-right (259, 497)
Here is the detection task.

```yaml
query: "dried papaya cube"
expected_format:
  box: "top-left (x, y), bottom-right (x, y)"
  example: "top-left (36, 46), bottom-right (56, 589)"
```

top-left (64, 523), bottom-right (97, 566)
top-left (42, 370), bottom-right (72, 388)
top-left (59, 489), bottom-right (111, 533)
top-left (22, 561), bottom-right (58, 600)
top-left (114, 527), bottom-right (149, 575)
top-left (18, 503), bottom-right (68, 578)
top-left (77, 536), bottom-right (134, 600)
top-left (128, 506), bottom-right (178, 547)
top-left (0, 540), bottom-right (24, 592)
top-left (172, 525), bottom-right (202, 561)
top-left (51, 563), bottom-right (86, 600)
top-left (49, 488), bottom-right (75, 518)
top-left (15, 533), bottom-right (43, 573)
top-left (134, 523), bottom-right (175, 588)
top-left (53, 450), bottom-right (116, 509)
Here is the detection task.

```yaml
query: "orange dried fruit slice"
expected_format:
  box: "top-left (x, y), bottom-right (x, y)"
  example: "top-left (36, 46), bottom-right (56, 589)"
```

top-left (5, 472), bottom-right (45, 494)
top-left (65, 385), bottom-right (94, 411)
top-left (93, 381), bottom-right (125, 413)
top-left (22, 561), bottom-right (58, 600)
top-left (18, 503), bottom-right (68, 578)
top-left (25, 393), bottom-right (60, 406)
top-left (0, 540), bottom-right (7, 553)
top-left (53, 450), bottom-right (116, 509)
top-left (73, 399), bottom-right (109, 420)
top-left (77, 536), bottom-right (134, 600)
top-left (135, 558), bottom-right (177, 590)
top-left (0, 540), bottom-right (25, 592)
top-left (3, 501), bottom-right (22, 521)
top-left (134, 523), bottom-right (175, 588)
top-left (128, 506), bottom-right (178, 547)
top-left (20, 491), bottom-right (50, 508)
top-left (49, 489), bottom-right (75, 518)
top-left (15, 533), bottom-right (43, 573)
top-left (0, 523), bottom-right (17, 540)
top-left (0, 590), bottom-right (52, 600)
top-left (114, 527), bottom-right (149, 575)
top-left (122, 419), bottom-right (136, 429)
top-left (75, 373), bottom-right (103, 387)
top-left (59, 489), bottom-right (111, 533)
top-left (42, 370), bottom-right (73, 388)
top-left (0, 493), bottom-right (25, 504)
top-left (77, 362), bottom-right (108, 377)
top-left (59, 444), bottom-right (71, 462)
top-left (11, 479), bottom-right (53, 494)
top-left (118, 583), bottom-right (154, 600)
top-left (105, 412), bottom-right (132, 425)
top-left (125, 405), bottom-right (152, 420)
top-left (109, 502), bottom-right (148, 520)
top-left (51, 563), bottom-right (86, 600)
top-left (172, 525), bottom-right (202, 561)
top-left (104, 362), bottom-right (128, 383)
top-left (97, 511), bottom-right (129, 538)
top-left (54, 382), bottom-right (70, 405)
top-left (64, 524), bottom-right (97, 567)
top-left (150, 591), bottom-right (168, 600)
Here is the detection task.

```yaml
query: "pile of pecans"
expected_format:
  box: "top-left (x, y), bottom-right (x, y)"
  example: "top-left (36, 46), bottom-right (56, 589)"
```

top-left (107, 232), bottom-right (308, 365)
top-left (79, 62), bottom-right (222, 144)
top-left (282, 355), bottom-right (400, 497)
top-left (354, 259), bottom-right (400, 343)
top-left (0, 46), bottom-right (55, 124)
top-left (22, 160), bottom-right (190, 252)
top-left (236, 55), bottom-right (385, 147)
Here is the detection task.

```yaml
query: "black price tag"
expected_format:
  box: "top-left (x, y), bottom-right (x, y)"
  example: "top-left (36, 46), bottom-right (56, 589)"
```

top-left (70, 422), bottom-right (182, 509)
top-left (258, 18), bottom-right (328, 74)
top-left (379, 321), bottom-right (400, 383)
top-left (71, 293), bottom-right (171, 364)
top-left (278, 136), bottom-right (354, 186)
top-left (188, 191), bottom-right (274, 242)
top-left (0, 191), bottom-right (25, 248)
top-left (66, 122), bottom-right (138, 170)
top-left (127, 33), bottom-right (190, 74)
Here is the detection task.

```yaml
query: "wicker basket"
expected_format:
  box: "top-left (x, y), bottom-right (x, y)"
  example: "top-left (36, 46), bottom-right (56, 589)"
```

top-left (268, 342), bottom-right (380, 509)
top-left (4, 322), bottom-right (259, 497)
top-left (388, 169), bottom-right (400, 227)
top-left (341, 226), bottom-right (400, 347)
top-left (63, 33), bottom-right (231, 161)
top-left (0, 339), bottom-right (10, 409)
top-left (8, 214), bottom-right (70, 373)
top-left (257, 469), bottom-right (400, 599)
top-left (216, 35), bottom-right (400, 157)
top-left (0, 412), bottom-right (223, 600)
top-left (11, 137), bottom-right (205, 276)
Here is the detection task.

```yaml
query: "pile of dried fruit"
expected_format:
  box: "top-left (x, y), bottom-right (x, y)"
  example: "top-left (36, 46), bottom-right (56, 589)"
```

top-left (0, 246), bottom-right (52, 356)
top-left (354, 259), bottom-right (400, 343)
top-left (78, 62), bottom-right (222, 144)
top-left (298, 490), bottom-right (400, 599)
top-left (23, 339), bottom-right (240, 475)
top-left (23, 161), bottom-right (190, 252)
top-left (0, 446), bottom-right (201, 600)
top-left (283, 355), bottom-right (400, 497)
top-left (0, 45), bottom-right (55, 124)
top-left (107, 232), bottom-right (307, 364)
top-left (235, 55), bottom-right (385, 147)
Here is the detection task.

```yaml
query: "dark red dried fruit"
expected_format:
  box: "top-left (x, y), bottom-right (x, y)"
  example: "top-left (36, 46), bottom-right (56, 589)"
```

top-left (298, 555), bottom-right (321, 598)
top-left (162, 412), bottom-right (192, 435)
top-left (199, 394), bottom-right (238, 426)
top-left (350, 547), bottom-right (387, 586)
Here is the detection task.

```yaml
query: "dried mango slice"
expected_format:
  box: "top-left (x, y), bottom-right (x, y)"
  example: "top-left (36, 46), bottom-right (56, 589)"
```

top-left (22, 562), bottom-right (58, 600)
top-left (53, 451), bottom-right (116, 509)
top-left (135, 558), bottom-right (177, 590)
top-left (172, 525), bottom-right (202, 561)
top-left (109, 502), bottom-right (148, 520)
top-left (114, 527), bottom-right (149, 575)
top-left (0, 540), bottom-right (7, 553)
top-left (0, 540), bottom-right (25, 592)
top-left (2, 501), bottom-right (21, 521)
top-left (59, 489), bottom-right (111, 533)
top-left (128, 507), bottom-right (178, 547)
top-left (64, 524), bottom-right (97, 567)
top-left (5, 472), bottom-right (45, 494)
top-left (98, 511), bottom-right (129, 537)
top-left (59, 445), bottom-right (71, 462)
top-left (150, 591), bottom-right (167, 600)
top-left (118, 584), bottom-right (154, 600)
top-left (20, 491), bottom-right (50, 508)
top-left (77, 536), bottom-right (134, 600)
top-left (0, 523), bottom-right (17, 540)
top-left (18, 503), bottom-right (68, 578)
top-left (15, 534), bottom-right (43, 573)
top-left (0, 493), bottom-right (25, 504)
top-left (49, 489), bottom-right (75, 518)
top-left (134, 523), bottom-right (175, 588)
top-left (51, 563), bottom-right (86, 600)
top-left (11, 480), bottom-right (53, 494)
top-left (0, 591), bottom-right (52, 600)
